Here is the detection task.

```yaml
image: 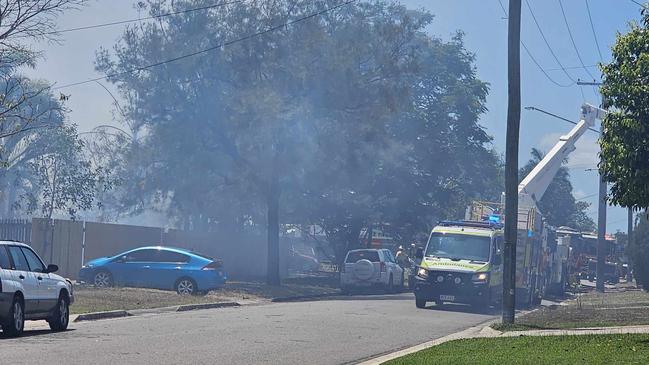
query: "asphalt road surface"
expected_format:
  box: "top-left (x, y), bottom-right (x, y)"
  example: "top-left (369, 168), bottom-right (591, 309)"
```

top-left (1, 293), bottom-right (494, 365)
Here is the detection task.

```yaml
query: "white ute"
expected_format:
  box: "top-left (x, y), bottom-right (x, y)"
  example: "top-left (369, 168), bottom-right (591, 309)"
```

top-left (0, 241), bottom-right (74, 337)
top-left (340, 249), bottom-right (404, 293)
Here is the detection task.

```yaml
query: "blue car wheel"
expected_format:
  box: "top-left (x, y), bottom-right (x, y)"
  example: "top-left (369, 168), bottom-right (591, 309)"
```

top-left (94, 270), bottom-right (113, 288)
top-left (175, 277), bottom-right (197, 295)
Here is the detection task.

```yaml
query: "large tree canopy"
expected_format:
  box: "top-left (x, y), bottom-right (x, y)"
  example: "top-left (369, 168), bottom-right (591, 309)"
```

top-left (600, 9), bottom-right (649, 208)
top-left (519, 148), bottom-right (595, 232)
top-left (97, 0), bottom-right (502, 278)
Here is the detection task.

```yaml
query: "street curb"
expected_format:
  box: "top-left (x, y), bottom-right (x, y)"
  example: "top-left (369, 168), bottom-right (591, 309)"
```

top-left (271, 292), bottom-right (340, 302)
top-left (356, 319), bottom-right (499, 365)
top-left (176, 302), bottom-right (240, 312)
top-left (74, 310), bottom-right (131, 322)
top-left (73, 302), bottom-right (241, 322)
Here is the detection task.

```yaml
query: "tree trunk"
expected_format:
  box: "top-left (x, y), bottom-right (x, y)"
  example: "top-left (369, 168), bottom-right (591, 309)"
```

top-left (266, 175), bottom-right (281, 286)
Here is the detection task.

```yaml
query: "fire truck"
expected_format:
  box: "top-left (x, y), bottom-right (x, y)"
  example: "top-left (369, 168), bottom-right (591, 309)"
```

top-left (412, 104), bottom-right (607, 309)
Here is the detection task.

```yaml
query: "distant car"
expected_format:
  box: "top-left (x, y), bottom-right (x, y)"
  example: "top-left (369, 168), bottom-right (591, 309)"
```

top-left (79, 246), bottom-right (227, 295)
top-left (340, 249), bottom-right (404, 293)
top-left (0, 241), bottom-right (74, 337)
top-left (288, 248), bottom-right (320, 272)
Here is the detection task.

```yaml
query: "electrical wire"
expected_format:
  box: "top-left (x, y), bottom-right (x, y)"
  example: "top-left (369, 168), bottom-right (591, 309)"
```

top-left (558, 0), bottom-right (597, 81)
top-left (46, 0), bottom-right (243, 35)
top-left (524, 106), bottom-right (600, 133)
top-left (524, 0), bottom-right (578, 83)
top-left (584, 0), bottom-right (604, 62)
top-left (497, 0), bottom-right (575, 88)
top-left (575, 193), bottom-right (598, 201)
top-left (52, 0), bottom-right (358, 90)
top-left (631, 0), bottom-right (648, 9)
top-left (545, 64), bottom-right (598, 72)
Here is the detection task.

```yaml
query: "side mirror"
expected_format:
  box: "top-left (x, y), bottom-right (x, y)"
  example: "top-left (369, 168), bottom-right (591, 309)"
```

top-left (114, 255), bottom-right (127, 263)
top-left (45, 264), bottom-right (59, 273)
top-left (415, 247), bottom-right (424, 259)
top-left (493, 255), bottom-right (502, 266)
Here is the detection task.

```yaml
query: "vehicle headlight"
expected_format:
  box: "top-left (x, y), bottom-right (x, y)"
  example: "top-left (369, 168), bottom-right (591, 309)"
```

top-left (417, 268), bottom-right (428, 279)
top-left (472, 272), bottom-right (489, 282)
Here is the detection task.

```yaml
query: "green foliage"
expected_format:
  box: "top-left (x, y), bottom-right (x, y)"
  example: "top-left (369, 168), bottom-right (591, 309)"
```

top-left (630, 211), bottom-right (649, 291)
top-left (15, 124), bottom-right (116, 220)
top-left (600, 10), bottom-right (649, 208)
top-left (519, 148), bottom-right (595, 231)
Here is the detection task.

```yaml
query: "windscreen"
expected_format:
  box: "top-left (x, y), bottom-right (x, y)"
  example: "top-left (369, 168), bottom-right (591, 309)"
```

top-left (425, 233), bottom-right (491, 262)
top-left (345, 250), bottom-right (381, 263)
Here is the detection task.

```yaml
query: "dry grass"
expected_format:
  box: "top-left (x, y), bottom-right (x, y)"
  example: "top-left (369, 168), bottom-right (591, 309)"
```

top-left (71, 277), bottom-right (340, 314)
top-left (494, 289), bottom-right (649, 331)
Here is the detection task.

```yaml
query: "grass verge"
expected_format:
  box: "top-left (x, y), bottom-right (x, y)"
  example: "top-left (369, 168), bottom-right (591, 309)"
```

top-left (72, 277), bottom-right (340, 314)
top-left (385, 334), bottom-right (649, 365)
top-left (493, 289), bottom-right (649, 331)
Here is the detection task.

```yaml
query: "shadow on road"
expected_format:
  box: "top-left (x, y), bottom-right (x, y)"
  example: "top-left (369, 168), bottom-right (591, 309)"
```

top-left (421, 302), bottom-right (500, 316)
top-left (1, 328), bottom-right (76, 339)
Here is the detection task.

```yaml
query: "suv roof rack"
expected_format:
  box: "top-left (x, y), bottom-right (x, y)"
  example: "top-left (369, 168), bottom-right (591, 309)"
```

top-left (438, 220), bottom-right (503, 230)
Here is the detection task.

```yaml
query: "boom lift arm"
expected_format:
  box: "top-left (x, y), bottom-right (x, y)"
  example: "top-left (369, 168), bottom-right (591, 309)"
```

top-left (518, 103), bottom-right (607, 209)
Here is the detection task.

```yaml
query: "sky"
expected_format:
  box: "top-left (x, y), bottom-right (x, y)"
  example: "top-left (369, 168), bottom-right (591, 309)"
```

top-left (23, 0), bottom-right (646, 233)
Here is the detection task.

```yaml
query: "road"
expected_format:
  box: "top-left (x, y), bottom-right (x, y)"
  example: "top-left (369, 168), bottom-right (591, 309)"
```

top-left (1, 293), bottom-right (494, 365)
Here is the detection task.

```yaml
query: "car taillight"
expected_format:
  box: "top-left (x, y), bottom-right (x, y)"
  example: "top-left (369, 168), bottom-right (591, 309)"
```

top-left (380, 262), bottom-right (386, 273)
top-left (202, 260), bottom-right (222, 270)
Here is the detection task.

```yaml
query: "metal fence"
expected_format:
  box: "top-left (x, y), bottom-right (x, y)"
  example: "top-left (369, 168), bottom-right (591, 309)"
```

top-left (0, 218), bottom-right (32, 243)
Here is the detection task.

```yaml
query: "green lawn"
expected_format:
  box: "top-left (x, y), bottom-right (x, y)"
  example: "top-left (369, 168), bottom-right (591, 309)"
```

top-left (385, 334), bottom-right (649, 365)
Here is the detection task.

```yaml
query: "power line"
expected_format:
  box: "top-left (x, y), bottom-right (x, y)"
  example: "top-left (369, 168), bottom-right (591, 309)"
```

top-left (53, 0), bottom-right (358, 90)
top-left (576, 193), bottom-right (598, 201)
top-left (524, 106), bottom-right (600, 133)
top-left (584, 0), bottom-right (604, 62)
top-left (524, 0), bottom-right (578, 83)
top-left (558, 0), bottom-right (597, 81)
top-left (631, 0), bottom-right (648, 9)
top-left (46, 0), bottom-right (242, 35)
top-left (497, 0), bottom-right (575, 88)
top-left (545, 64), bottom-right (598, 72)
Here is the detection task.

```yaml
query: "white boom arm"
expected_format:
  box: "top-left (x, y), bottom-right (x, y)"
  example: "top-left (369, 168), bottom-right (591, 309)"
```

top-left (518, 103), bottom-right (607, 209)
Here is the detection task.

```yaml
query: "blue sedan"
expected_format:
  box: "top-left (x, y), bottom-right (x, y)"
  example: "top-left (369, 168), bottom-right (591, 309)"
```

top-left (79, 246), bottom-right (227, 295)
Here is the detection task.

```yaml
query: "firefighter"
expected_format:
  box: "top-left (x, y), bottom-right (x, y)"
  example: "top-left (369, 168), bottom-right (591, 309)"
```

top-left (396, 245), bottom-right (410, 268)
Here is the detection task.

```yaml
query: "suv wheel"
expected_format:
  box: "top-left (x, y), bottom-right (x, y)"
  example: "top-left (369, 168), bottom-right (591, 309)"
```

top-left (2, 296), bottom-right (24, 337)
top-left (415, 296), bottom-right (426, 309)
top-left (48, 294), bottom-right (70, 331)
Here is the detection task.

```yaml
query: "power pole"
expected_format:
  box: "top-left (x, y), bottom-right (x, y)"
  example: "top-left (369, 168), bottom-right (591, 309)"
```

top-left (627, 208), bottom-right (633, 283)
top-left (596, 94), bottom-right (608, 293)
top-left (596, 168), bottom-right (607, 292)
top-left (503, 0), bottom-right (521, 325)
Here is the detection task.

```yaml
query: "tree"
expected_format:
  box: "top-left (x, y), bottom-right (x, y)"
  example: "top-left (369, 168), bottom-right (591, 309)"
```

top-left (630, 211), bottom-right (649, 291)
top-left (600, 9), bottom-right (649, 208)
top-left (0, 1), bottom-right (87, 138)
top-left (97, 0), bottom-right (502, 280)
top-left (15, 124), bottom-right (115, 220)
top-left (519, 148), bottom-right (595, 231)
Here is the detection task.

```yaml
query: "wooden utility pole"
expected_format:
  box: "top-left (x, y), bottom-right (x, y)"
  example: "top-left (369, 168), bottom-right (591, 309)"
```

top-left (503, 0), bottom-right (522, 325)
top-left (596, 170), bottom-right (607, 293)
top-left (596, 96), bottom-right (608, 293)
top-left (627, 208), bottom-right (633, 282)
